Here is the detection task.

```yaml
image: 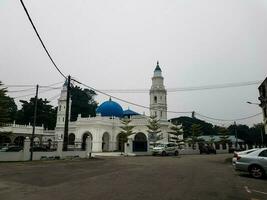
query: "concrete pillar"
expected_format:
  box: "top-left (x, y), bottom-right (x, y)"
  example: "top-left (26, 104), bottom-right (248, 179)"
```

top-left (23, 137), bottom-right (30, 161)
top-left (226, 144), bottom-right (229, 150)
top-left (86, 136), bottom-right (92, 158)
top-left (219, 144), bottom-right (223, 150)
top-left (57, 139), bottom-right (63, 158)
top-left (127, 138), bottom-right (133, 154)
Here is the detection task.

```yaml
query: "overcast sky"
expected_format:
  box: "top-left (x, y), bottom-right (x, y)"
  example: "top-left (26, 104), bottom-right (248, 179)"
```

top-left (1, 0), bottom-right (267, 127)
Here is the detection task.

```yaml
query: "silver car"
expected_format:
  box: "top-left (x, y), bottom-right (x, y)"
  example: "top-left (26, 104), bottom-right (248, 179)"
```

top-left (232, 148), bottom-right (259, 166)
top-left (152, 143), bottom-right (179, 156)
top-left (234, 148), bottom-right (267, 178)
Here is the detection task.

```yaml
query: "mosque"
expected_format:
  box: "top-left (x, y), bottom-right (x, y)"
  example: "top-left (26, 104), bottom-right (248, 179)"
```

top-left (55, 62), bottom-right (183, 153)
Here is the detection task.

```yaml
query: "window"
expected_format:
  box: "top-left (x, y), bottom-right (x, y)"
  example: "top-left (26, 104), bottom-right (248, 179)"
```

top-left (160, 111), bottom-right (162, 117)
top-left (63, 117), bottom-right (64, 122)
top-left (259, 150), bottom-right (267, 157)
top-left (154, 96), bottom-right (157, 103)
top-left (59, 105), bottom-right (61, 111)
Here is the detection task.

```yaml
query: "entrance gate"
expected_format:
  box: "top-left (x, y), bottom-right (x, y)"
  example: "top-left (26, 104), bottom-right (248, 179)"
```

top-left (133, 133), bottom-right (147, 152)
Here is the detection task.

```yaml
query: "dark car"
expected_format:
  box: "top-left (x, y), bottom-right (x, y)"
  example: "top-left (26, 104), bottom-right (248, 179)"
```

top-left (0, 146), bottom-right (23, 152)
top-left (30, 146), bottom-right (48, 152)
top-left (199, 145), bottom-right (216, 154)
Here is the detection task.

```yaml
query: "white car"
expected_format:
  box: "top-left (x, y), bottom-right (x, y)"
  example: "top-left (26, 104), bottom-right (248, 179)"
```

top-left (234, 148), bottom-right (267, 178)
top-left (232, 148), bottom-right (259, 166)
top-left (152, 143), bottom-right (179, 156)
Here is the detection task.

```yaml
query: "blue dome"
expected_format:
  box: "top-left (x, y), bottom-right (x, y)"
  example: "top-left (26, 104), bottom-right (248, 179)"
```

top-left (96, 99), bottom-right (123, 117)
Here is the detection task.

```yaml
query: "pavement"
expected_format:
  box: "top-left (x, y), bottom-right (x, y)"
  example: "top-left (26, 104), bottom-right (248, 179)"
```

top-left (0, 154), bottom-right (266, 200)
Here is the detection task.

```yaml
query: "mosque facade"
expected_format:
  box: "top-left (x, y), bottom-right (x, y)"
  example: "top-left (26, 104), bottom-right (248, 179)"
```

top-left (55, 62), bottom-right (182, 153)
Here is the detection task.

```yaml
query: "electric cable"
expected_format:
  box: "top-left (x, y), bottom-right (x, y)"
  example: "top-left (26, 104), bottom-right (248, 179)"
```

top-left (19, 0), bottom-right (66, 79)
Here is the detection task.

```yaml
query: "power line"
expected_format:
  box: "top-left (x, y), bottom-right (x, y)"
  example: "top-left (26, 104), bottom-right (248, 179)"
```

top-left (3, 81), bottom-right (63, 88)
top-left (19, 0), bottom-right (66, 79)
top-left (99, 80), bottom-right (262, 93)
top-left (11, 87), bottom-right (60, 99)
top-left (72, 79), bottom-right (192, 114)
top-left (195, 112), bottom-right (262, 122)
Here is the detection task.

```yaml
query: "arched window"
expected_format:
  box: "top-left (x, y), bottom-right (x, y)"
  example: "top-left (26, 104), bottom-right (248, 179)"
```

top-left (68, 133), bottom-right (75, 145)
top-left (154, 96), bottom-right (157, 103)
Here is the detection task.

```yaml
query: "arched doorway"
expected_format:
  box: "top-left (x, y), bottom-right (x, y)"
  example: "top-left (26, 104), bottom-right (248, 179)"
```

top-left (0, 135), bottom-right (11, 146)
top-left (14, 136), bottom-right (25, 147)
top-left (82, 132), bottom-right (92, 150)
top-left (102, 132), bottom-right (110, 152)
top-left (133, 132), bottom-right (147, 152)
top-left (68, 133), bottom-right (75, 145)
top-left (117, 133), bottom-right (125, 152)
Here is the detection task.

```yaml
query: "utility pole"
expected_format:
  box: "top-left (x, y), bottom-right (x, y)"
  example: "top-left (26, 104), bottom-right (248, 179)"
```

top-left (30, 84), bottom-right (39, 161)
top-left (234, 121), bottom-right (238, 149)
top-left (63, 75), bottom-right (71, 151)
top-left (192, 111), bottom-right (195, 119)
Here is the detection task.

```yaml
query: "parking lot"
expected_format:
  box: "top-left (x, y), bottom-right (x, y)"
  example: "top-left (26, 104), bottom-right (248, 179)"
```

top-left (0, 154), bottom-right (266, 200)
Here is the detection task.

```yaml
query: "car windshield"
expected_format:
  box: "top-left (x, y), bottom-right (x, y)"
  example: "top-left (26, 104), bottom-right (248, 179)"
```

top-left (156, 144), bottom-right (165, 147)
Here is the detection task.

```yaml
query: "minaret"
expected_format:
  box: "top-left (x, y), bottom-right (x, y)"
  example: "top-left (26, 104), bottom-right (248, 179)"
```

top-left (56, 81), bottom-right (71, 127)
top-left (150, 61), bottom-right (167, 120)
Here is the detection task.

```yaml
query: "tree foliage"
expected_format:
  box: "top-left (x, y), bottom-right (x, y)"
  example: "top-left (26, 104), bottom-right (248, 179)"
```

top-left (187, 124), bottom-right (203, 149)
top-left (216, 126), bottom-right (230, 144)
top-left (119, 118), bottom-right (135, 151)
top-left (16, 98), bottom-right (56, 130)
top-left (168, 122), bottom-right (183, 143)
top-left (0, 81), bottom-right (17, 126)
top-left (70, 86), bottom-right (98, 121)
top-left (147, 115), bottom-right (161, 145)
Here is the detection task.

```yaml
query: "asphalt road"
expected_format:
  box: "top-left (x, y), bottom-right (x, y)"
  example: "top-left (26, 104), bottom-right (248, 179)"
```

top-left (0, 154), bottom-right (266, 200)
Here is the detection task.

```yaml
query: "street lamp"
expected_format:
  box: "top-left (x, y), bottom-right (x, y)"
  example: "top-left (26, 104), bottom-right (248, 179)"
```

top-left (246, 101), bottom-right (264, 147)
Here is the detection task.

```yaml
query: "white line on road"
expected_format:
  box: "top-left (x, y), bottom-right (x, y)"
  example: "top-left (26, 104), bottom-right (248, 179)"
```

top-left (245, 186), bottom-right (251, 193)
top-left (251, 189), bottom-right (267, 195)
top-left (245, 186), bottom-right (267, 196)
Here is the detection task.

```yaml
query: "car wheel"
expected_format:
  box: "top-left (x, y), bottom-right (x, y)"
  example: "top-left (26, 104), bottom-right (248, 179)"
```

top-left (174, 151), bottom-right (179, 156)
top-left (249, 165), bottom-right (265, 179)
top-left (162, 151), bottom-right (167, 156)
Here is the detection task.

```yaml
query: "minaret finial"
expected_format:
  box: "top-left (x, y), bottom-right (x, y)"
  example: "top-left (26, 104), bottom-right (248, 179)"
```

top-left (157, 61), bottom-right (159, 66)
top-left (109, 97), bottom-right (112, 101)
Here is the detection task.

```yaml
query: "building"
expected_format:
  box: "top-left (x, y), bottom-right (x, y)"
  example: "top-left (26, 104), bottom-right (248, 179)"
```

top-left (0, 62), bottom-right (182, 152)
top-left (0, 122), bottom-right (55, 147)
top-left (258, 77), bottom-right (267, 134)
top-left (55, 62), bottom-right (181, 153)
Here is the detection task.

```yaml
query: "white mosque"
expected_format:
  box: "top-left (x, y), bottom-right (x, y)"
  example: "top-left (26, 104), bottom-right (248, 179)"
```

top-left (55, 62), bottom-right (182, 153)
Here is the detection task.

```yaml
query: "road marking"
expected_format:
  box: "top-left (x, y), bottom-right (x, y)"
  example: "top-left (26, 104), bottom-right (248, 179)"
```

top-left (245, 186), bottom-right (267, 197)
top-left (251, 189), bottom-right (267, 195)
top-left (245, 186), bottom-right (251, 193)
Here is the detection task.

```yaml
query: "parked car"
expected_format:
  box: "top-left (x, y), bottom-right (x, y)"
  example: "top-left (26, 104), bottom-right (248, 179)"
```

top-left (199, 145), bottom-right (216, 154)
top-left (232, 148), bottom-right (259, 166)
top-left (234, 148), bottom-right (267, 178)
top-left (152, 143), bottom-right (179, 156)
top-left (0, 146), bottom-right (23, 152)
top-left (30, 146), bottom-right (48, 152)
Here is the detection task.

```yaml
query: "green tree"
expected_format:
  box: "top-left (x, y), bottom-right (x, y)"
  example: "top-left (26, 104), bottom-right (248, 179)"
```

top-left (16, 98), bottom-right (56, 130)
top-left (217, 127), bottom-right (230, 144)
top-left (119, 118), bottom-right (135, 154)
top-left (70, 86), bottom-right (98, 121)
top-left (147, 115), bottom-right (161, 147)
top-left (187, 124), bottom-right (202, 149)
top-left (0, 81), bottom-right (17, 126)
top-left (168, 122), bottom-right (183, 144)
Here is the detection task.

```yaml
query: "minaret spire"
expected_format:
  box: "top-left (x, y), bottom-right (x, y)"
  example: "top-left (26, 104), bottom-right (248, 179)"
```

top-left (150, 62), bottom-right (167, 120)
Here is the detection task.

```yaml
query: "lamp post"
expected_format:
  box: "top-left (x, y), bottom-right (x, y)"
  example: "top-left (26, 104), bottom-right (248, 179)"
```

top-left (246, 101), bottom-right (264, 147)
